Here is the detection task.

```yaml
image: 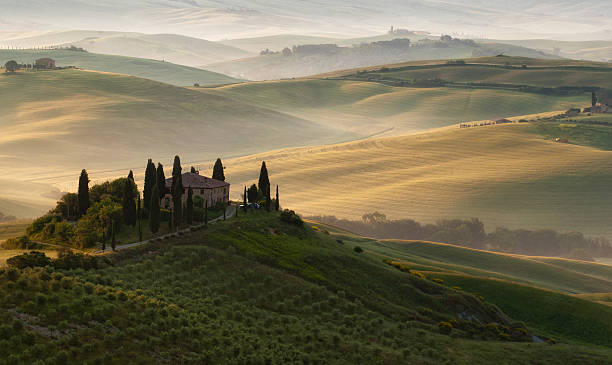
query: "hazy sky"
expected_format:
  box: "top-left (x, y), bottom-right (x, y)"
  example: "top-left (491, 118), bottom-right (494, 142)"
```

top-left (1, 0), bottom-right (611, 40)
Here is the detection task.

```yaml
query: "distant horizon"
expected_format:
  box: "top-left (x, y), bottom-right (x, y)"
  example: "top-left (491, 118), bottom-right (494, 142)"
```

top-left (1, 1), bottom-right (611, 42)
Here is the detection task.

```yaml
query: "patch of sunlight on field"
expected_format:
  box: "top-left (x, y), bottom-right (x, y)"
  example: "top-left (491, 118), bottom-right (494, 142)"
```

top-left (0, 249), bottom-right (58, 267)
top-left (220, 123), bottom-right (612, 239)
top-left (207, 80), bottom-right (586, 135)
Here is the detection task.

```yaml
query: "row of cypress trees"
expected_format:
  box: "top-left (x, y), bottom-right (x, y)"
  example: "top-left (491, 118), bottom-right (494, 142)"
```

top-left (242, 161), bottom-right (279, 212)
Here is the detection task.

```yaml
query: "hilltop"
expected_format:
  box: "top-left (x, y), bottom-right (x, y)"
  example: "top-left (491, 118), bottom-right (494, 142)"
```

top-left (0, 30), bottom-right (253, 67)
top-left (205, 38), bottom-right (556, 80)
top-left (0, 49), bottom-right (240, 86)
top-left (1, 211), bottom-right (610, 363)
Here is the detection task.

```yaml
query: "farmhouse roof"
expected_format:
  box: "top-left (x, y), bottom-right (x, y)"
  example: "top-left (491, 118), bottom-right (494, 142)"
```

top-left (165, 172), bottom-right (229, 189)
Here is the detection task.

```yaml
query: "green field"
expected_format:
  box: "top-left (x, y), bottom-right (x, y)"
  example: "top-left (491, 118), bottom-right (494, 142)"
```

top-left (317, 222), bottom-right (612, 347)
top-left (206, 79), bottom-right (586, 135)
top-left (528, 115), bottom-right (612, 150)
top-left (333, 57), bottom-right (612, 89)
top-left (0, 49), bottom-right (240, 86)
top-left (1, 212), bottom-right (611, 363)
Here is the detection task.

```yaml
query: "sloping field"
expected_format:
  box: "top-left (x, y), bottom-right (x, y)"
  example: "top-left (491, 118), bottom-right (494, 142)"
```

top-left (317, 226), bottom-right (612, 346)
top-left (0, 70), bottom-right (355, 216)
top-left (221, 124), bottom-right (612, 240)
top-left (0, 49), bottom-right (240, 86)
top-left (205, 79), bottom-right (585, 134)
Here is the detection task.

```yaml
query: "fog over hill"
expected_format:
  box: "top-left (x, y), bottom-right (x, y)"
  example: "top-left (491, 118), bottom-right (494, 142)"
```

top-left (1, 1), bottom-right (611, 41)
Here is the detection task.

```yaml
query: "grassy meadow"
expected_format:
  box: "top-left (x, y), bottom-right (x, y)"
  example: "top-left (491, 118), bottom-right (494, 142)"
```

top-left (1, 211), bottom-right (611, 363)
top-left (220, 123), bottom-right (612, 240)
top-left (205, 79), bottom-right (585, 135)
top-left (0, 49), bottom-right (240, 86)
top-left (0, 220), bottom-right (30, 242)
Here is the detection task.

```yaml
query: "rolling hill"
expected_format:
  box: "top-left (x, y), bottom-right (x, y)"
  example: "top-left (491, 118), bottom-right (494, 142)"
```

top-left (219, 123), bottom-right (612, 241)
top-left (1, 211), bottom-right (611, 363)
top-left (1, 56), bottom-right (600, 218)
top-left (490, 39), bottom-right (612, 63)
top-left (0, 49), bottom-right (240, 86)
top-left (204, 39), bottom-right (557, 81)
top-left (0, 69), bottom-right (355, 217)
top-left (0, 30), bottom-right (254, 67)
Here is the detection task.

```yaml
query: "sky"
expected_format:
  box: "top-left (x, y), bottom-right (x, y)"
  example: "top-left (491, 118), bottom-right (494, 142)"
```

top-left (1, 0), bottom-right (611, 41)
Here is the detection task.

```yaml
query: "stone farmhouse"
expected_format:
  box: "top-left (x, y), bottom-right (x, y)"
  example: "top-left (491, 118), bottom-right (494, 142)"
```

top-left (163, 171), bottom-right (229, 210)
top-left (35, 58), bottom-right (56, 69)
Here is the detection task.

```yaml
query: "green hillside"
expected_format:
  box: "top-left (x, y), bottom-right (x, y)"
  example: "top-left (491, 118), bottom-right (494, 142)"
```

top-left (0, 49), bottom-right (240, 86)
top-left (489, 39), bottom-right (612, 63)
top-left (206, 78), bottom-right (586, 134)
top-left (317, 222), bottom-right (612, 347)
top-left (1, 212), bottom-right (611, 364)
top-left (332, 56), bottom-right (612, 89)
top-left (205, 40), bottom-right (557, 81)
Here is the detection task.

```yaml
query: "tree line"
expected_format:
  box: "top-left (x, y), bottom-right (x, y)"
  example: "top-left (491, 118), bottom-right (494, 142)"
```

top-left (308, 212), bottom-right (612, 260)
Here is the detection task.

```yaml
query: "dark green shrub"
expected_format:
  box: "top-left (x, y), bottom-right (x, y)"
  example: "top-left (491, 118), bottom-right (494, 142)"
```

top-left (280, 210), bottom-right (303, 227)
top-left (353, 246), bottom-right (363, 253)
top-left (6, 251), bottom-right (51, 269)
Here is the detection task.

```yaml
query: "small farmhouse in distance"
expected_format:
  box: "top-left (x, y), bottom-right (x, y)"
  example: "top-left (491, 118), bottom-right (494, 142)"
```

top-left (163, 171), bottom-right (229, 210)
top-left (35, 58), bottom-right (56, 69)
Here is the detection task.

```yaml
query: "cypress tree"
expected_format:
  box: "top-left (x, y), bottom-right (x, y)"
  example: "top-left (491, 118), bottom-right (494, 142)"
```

top-left (172, 173), bottom-right (183, 229)
top-left (191, 166), bottom-right (197, 173)
top-left (171, 156), bottom-right (183, 229)
top-left (78, 169), bottom-right (90, 216)
top-left (122, 177), bottom-right (137, 227)
top-left (258, 161), bottom-right (270, 201)
top-left (156, 163), bottom-right (166, 199)
top-left (172, 155), bottom-right (182, 180)
top-left (149, 184), bottom-right (160, 234)
top-left (137, 193), bottom-right (142, 241)
top-left (186, 187), bottom-right (194, 225)
top-left (128, 170), bottom-right (135, 183)
top-left (243, 186), bottom-right (247, 212)
top-left (143, 159), bottom-right (156, 211)
top-left (275, 185), bottom-right (279, 211)
top-left (212, 158), bottom-right (225, 181)
top-left (592, 91), bottom-right (598, 107)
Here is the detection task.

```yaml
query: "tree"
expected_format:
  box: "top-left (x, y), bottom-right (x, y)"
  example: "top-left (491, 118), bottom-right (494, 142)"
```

top-left (137, 193), bottom-right (142, 241)
top-left (78, 169), bottom-right (90, 216)
top-left (172, 174), bottom-right (183, 229)
top-left (275, 185), bottom-right (280, 211)
top-left (243, 186), bottom-right (247, 212)
top-left (156, 163), bottom-right (166, 199)
top-left (143, 159), bottom-right (156, 212)
top-left (172, 155), bottom-right (182, 180)
top-left (247, 184), bottom-right (258, 203)
top-left (149, 184), bottom-right (160, 234)
top-left (258, 161), bottom-right (270, 201)
top-left (190, 166), bottom-right (197, 173)
top-left (592, 91), bottom-right (598, 107)
top-left (122, 177), bottom-right (137, 227)
top-left (128, 170), bottom-right (135, 183)
top-left (4, 60), bottom-right (18, 73)
top-left (186, 187), bottom-right (194, 225)
top-left (171, 156), bottom-right (183, 229)
top-left (212, 158), bottom-right (225, 181)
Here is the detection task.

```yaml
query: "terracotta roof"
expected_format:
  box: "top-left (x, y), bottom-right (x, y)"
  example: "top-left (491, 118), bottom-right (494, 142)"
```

top-left (165, 172), bottom-right (229, 189)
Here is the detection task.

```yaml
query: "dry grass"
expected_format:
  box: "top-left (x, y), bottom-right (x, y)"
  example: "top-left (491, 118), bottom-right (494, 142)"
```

top-left (221, 123), bottom-right (612, 239)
